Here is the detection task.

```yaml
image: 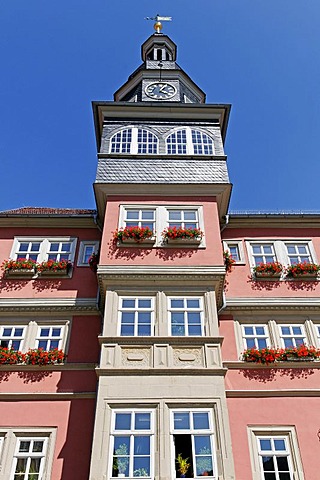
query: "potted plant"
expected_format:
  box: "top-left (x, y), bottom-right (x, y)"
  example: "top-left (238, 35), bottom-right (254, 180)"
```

top-left (242, 345), bottom-right (320, 364)
top-left (37, 259), bottom-right (72, 276)
top-left (88, 252), bottom-right (99, 272)
top-left (253, 262), bottom-right (283, 278)
top-left (281, 344), bottom-right (320, 362)
top-left (133, 468), bottom-right (149, 477)
top-left (223, 251), bottom-right (236, 273)
top-left (176, 453), bottom-right (191, 478)
top-left (113, 226), bottom-right (154, 245)
top-left (113, 443), bottom-right (129, 477)
top-left (1, 258), bottom-right (37, 277)
top-left (286, 262), bottom-right (320, 279)
top-left (162, 227), bottom-right (203, 245)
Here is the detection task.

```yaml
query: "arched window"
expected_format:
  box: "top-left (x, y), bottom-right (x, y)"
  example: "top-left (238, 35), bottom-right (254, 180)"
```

top-left (110, 128), bottom-right (158, 154)
top-left (166, 130), bottom-right (187, 154)
top-left (191, 130), bottom-right (214, 155)
top-left (166, 128), bottom-right (214, 155)
top-left (110, 129), bottom-right (132, 153)
top-left (137, 129), bottom-right (158, 154)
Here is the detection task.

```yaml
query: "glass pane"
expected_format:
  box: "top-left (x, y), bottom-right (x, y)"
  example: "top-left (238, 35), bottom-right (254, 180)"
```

top-left (29, 458), bottom-right (41, 473)
top-left (244, 327), bottom-right (254, 335)
top-left (19, 441), bottom-right (31, 452)
top-left (195, 456), bottom-right (213, 476)
top-left (260, 439), bottom-right (272, 451)
top-left (184, 222), bottom-right (197, 229)
top-left (169, 211), bottom-right (181, 221)
top-left (138, 325), bottom-right (151, 336)
top-left (38, 341), bottom-right (48, 349)
top-left (256, 327), bottom-right (265, 335)
top-left (31, 243), bottom-right (41, 251)
top-left (52, 328), bottom-right (61, 337)
top-left (122, 299), bottom-right (135, 308)
top-left (121, 325), bottom-right (135, 336)
top-left (194, 435), bottom-right (211, 453)
top-left (276, 457), bottom-right (289, 470)
top-left (280, 327), bottom-right (290, 336)
top-left (49, 340), bottom-right (59, 349)
top-left (287, 246), bottom-right (296, 254)
top-left (62, 243), bottom-right (71, 251)
top-left (49, 243), bottom-right (59, 252)
top-left (115, 414), bottom-right (131, 431)
top-left (133, 457), bottom-right (150, 476)
top-left (279, 474), bottom-right (291, 480)
top-left (40, 329), bottom-right (50, 337)
top-left (284, 339), bottom-right (294, 348)
top-left (252, 246), bottom-right (262, 254)
top-left (174, 412), bottom-right (190, 429)
top-left (3, 328), bottom-right (12, 336)
top-left (187, 312), bottom-right (201, 324)
top-left (262, 456), bottom-right (275, 471)
top-left (172, 325), bottom-right (185, 336)
top-left (15, 329), bottom-right (24, 337)
top-left (12, 340), bottom-right (21, 349)
top-left (15, 458), bottom-right (27, 472)
top-left (138, 299), bottom-right (151, 309)
top-left (188, 325), bottom-right (202, 335)
top-left (297, 246), bottom-right (307, 254)
top-left (247, 339), bottom-right (256, 348)
top-left (171, 313), bottom-right (184, 325)
top-left (184, 211), bottom-right (196, 220)
top-left (274, 440), bottom-right (286, 452)
top-left (257, 338), bottom-right (267, 349)
top-left (122, 313), bottom-right (135, 324)
top-left (134, 436), bottom-right (150, 454)
top-left (171, 299), bottom-right (184, 308)
top-left (135, 413), bottom-right (151, 430)
top-left (193, 413), bottom-right (209, 430)
top-left (264, 474), bottom-right (277, 480)
top-left (141, 211), bottom-right (154, 220)
top-left (186, 299), bottom-right (200, 309)
top-left (264, 246), bottom-right (272, 254)
top-left (138, 313), bottom-right (151, 323)
top-left (127, 211), bottom-right (139, 220)
top-left (19, 243), bottom-right (29, 252)
top-left (32, 441), bottom-right (44, 453)
top-left (292, 327), bottom-right (302, 335)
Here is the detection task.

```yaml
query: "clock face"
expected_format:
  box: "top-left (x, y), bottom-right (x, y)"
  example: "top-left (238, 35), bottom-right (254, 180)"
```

top-left (145, 82), bottom-right (177, 100)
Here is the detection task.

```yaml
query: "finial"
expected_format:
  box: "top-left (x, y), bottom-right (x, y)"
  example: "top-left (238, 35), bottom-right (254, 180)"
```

top-left (145, 14), bottom-right (172, 34)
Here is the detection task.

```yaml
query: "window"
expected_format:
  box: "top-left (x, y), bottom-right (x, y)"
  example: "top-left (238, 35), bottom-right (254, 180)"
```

top-left (247, 240), bottom-right (317, 270)
top-left (223, 240), bottom-right (245, 264)
top-left (167, 209), bottom-right (199, 229)
top-left (110, 128), bottom-right (158, 155)
top-left (285, 243), bottom-right (312, 265)
top-left (278, 325), bottom-right (306, 348)
top-left (169, 297), bottom-right (203, 336)
top-left (248, 427), bottom-right (304, 480)
top-left (111, 410), bottom-right (154, 478)
top-left (36, 326), bottom-right (64, 350)
top-left (11, 238), bottom-right (77, 264)
top-left (0, 326), bottom-right (25, 349)
top-left (77, 241), bottom-right (100, 266)
top-left (166, 128), bottom-right (215, 155)
top-left (12, 437), bottom-right (48, 479)
top-left (124, 209), bottom-right (156, 231)
top-left (242, 325), bottom-right (269, 349)
top-left (191, 130), bottom-right (214, 155)
top-left (251, 244), bottom-right (276, 266)
top-left (171, 409), bottom-right (216, 478)
top-left (0, 320), bottom-right (69, 352)
top-left (0, 428), bottom-right (56, 480)
top-left (118, 298), bottom-right (154, 336)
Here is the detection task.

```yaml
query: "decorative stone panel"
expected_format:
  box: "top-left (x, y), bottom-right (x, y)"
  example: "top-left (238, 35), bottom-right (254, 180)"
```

top-left (172, 347), bottom-right (203, 367)
top-left (121, 348), bottom-right (151, 367)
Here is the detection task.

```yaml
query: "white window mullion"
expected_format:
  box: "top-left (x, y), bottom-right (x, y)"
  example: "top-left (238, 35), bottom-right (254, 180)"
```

top-left (185, 128), bottom-right (193, 155)
top-left (131, 128), bottom-right (138, 154)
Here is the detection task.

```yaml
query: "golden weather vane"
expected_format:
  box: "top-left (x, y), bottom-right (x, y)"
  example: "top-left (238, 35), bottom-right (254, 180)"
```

top-left (145, 14), bottom-right (172, 33)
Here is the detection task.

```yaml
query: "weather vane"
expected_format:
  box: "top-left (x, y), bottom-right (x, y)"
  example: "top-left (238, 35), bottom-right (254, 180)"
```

top-left (145, 14), bottom-right (172, 34)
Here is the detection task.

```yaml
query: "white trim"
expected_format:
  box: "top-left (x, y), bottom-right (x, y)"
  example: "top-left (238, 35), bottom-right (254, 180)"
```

top-left (10, 237), bottom-right (77, 264)
top-left (117, 296), bottom-right (155, 337)
top-left (223, 240), bottom-right (246, 264)
top-left (168, 296), bottom-right (204, 337)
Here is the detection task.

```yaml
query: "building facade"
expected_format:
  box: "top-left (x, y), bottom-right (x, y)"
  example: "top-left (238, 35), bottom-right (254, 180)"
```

top-left (0, 24), bottom-right (318, 480)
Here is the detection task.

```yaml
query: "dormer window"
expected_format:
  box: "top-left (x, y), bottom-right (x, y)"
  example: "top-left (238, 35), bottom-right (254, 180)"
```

top-left (110, 128), bottom-right (158, 154)
top-left (166, 128), bottom-right (215, 155)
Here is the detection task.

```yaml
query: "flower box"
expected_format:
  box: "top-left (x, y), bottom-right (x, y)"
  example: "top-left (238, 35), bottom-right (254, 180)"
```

top-left (242, 345), bottom-right (320, 364)
top-left (253, 262), bottom-right (283, 279)
top-left (38, 260), bottom-right (72, 277)
top-left (1, 258), bottom-right (37, 278)
top-left (5, 268), bottom-right (36, 278)
top-left (254, 271), bottom-right (282, 279)
top-left (119, 237), bottom-right (156, 247)
top-left (286, 262), bottom-right (320, 279)
top-left (165, 237), bottom-right (202, 246)
top-left (114, 227), bottom-right (154, 245)
top-left (39, 268), bottom-right (70, 277)
top-left (162, 227), bottom-right (203, 246)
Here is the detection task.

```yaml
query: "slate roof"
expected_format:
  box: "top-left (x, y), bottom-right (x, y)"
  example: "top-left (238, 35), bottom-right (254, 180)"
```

top-left (0, 207), bottom-right (96, 216)
top-left (96, 159), bottom-right (229, 184)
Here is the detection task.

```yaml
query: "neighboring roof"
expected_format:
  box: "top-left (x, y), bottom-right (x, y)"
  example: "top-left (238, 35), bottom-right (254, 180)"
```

top-left (0, 207), bottom-right (96, 216)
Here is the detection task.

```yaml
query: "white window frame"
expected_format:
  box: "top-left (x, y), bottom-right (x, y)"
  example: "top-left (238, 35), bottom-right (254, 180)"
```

top-left (118, 297), bottom-right (155, 337)
top-left (168, 296), bottom-right (204, 337)
top-left (247, 426), bottom-right (304, 480)
top-left (246, 240), bottom-right (317, 271)
top-left (170, 408), bottom-right (217, 479)
top-left (0, 428), bottom-right (56, 480)
top-left (165, 128), bottom-right (215, 155)
top-left (242, 325), bottom-right (270, 350)
top-left (118, 205), bottom-right (205, 248)
top-left (10, 237), bottom-right (77, 264)
top-left (77, 240), bottom-right (100, 267)
top-left (109, 409), bottom-right (154, 479)
top-left (167, 208), bottom-right (200, 230)
top-left (0, 326), bottom-right (26, 350)
top-left (0, 318), bottom-right (70, 352)
top-left (278, 324), bottom-right (306, 348)
top-left (223, 240), bottom-right (245, 264)
top-left (110, 127), bottom-right (159, 155)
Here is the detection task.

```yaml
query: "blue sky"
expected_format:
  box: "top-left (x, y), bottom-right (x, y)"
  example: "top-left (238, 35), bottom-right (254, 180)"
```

top-left (1, 0), bottom-right (319, 213)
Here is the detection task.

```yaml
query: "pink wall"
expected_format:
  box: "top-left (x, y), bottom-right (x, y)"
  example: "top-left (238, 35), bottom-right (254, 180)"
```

top-left (100, 196), bottom-right (224, 266)
top-left (227, 396), bottom-right (320, 479)
top-left (0, 399), bottom-right (96, 480)
top-left (0, 227), bottom-right (100, 298)
top-left (222, 228), bottom-right (320, 298)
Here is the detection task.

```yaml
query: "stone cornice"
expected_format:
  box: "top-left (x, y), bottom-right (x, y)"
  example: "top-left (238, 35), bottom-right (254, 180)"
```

top-left (96, 367), bottom-right (227, 377)
top-left (0, 298), bottom-right (99, 314)
top-left (226, 389), bottom-right (320, 398)
top-left (0, 392), bottom-right (96, 400)
top-left (98, 336), bottom-right (224, 346)
top-left (226, 214), bottom-right (320, 229)
top-left (224, 297), bottom-right (320, 312)
top-left (0, 217), bottom-right (98, 229)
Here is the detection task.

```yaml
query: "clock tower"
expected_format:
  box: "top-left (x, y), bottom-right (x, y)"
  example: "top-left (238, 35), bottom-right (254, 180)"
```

top-left (90, 20), bottom-right (235, 480)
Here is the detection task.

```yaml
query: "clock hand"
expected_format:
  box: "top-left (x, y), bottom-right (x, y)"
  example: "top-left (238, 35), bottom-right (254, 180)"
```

top-left (159, 85), bottom-right (167, 93)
